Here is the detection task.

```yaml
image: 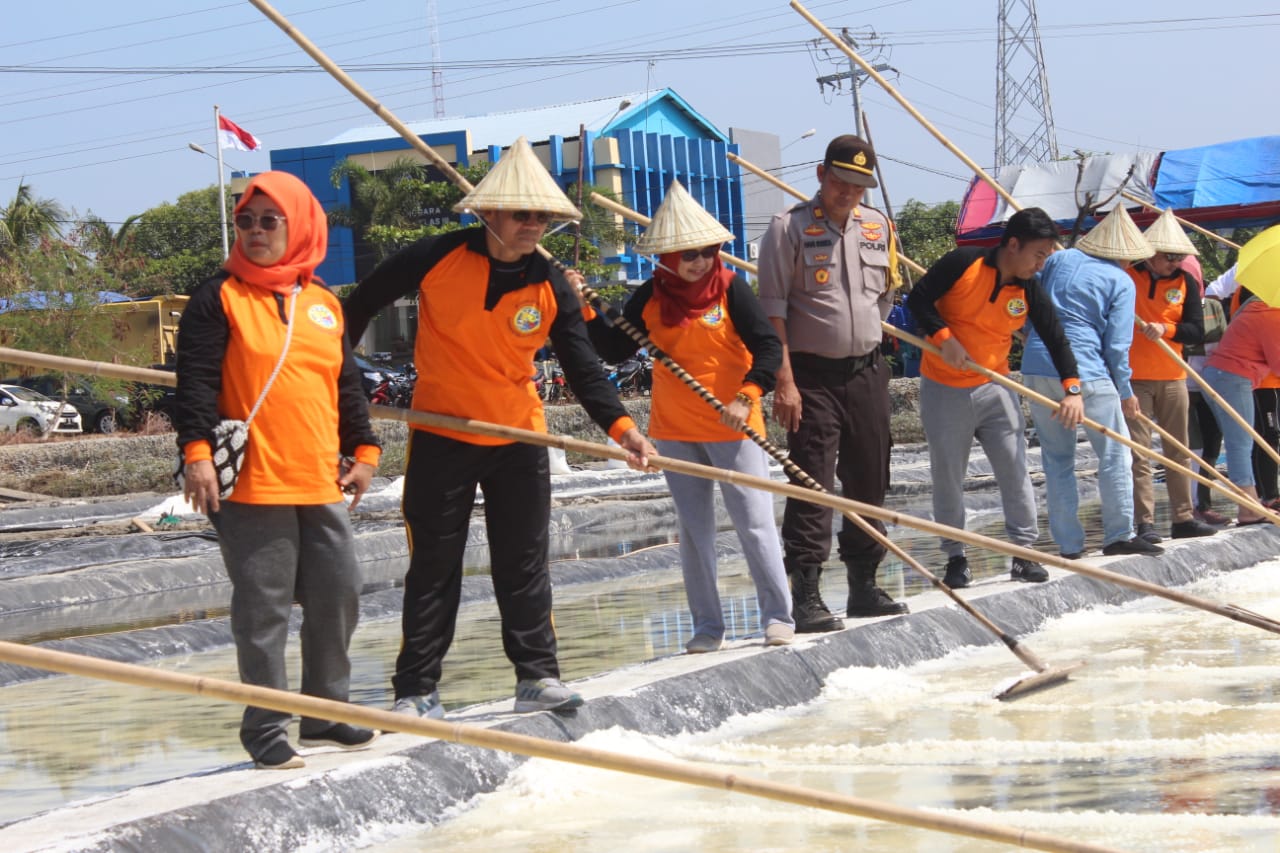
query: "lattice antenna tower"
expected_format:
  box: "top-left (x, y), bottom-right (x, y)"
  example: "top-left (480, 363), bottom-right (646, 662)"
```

top-left (428, 0), bottom-right (445, 118)
top-left (995, 0), bottom-right (1058, 167)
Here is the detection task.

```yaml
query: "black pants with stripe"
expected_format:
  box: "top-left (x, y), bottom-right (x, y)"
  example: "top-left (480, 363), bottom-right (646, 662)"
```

top-left (781, 352), bottom-right (892, 572)
top-left (394, 429), bottom-right (558, 699)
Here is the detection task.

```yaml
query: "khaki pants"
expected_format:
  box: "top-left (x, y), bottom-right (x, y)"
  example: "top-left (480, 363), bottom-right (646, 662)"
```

top-left (1126, 379), bottom-right (1193, 526)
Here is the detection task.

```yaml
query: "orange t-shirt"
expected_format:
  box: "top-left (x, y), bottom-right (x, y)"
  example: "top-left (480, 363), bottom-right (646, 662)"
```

top-left (1127, 266), bottom-right (1192, 381)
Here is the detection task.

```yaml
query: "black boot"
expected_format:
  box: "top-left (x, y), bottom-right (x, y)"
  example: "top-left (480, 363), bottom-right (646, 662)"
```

top-left (789, 567), bottom-right (845, 633)
top-left (845, 561), bottom-right (909, 618)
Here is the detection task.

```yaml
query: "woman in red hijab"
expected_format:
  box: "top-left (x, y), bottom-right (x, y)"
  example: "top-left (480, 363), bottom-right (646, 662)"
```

top-left (585, 181), bottom-right (794, 653)
top-left (175, 171), bottom-right (382, 769)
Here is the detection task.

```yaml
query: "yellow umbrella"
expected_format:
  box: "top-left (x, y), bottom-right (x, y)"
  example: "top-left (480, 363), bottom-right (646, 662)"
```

top-left (1234, 223), bottom-right (1280, 307)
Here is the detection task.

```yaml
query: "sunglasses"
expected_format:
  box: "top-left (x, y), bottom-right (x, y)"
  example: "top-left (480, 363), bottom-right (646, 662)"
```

top-left (234, 213), bottom-right (287, 231)
top-left (511, 210), bottom-right (554, 224)
top-left (680, 246), bottom-right (721, 262)
top-left (1161, 252), bottom-right (1187, 263)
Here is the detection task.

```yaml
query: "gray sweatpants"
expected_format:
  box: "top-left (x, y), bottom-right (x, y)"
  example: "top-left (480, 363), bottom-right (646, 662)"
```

top-left (211, 501), bottom-right (361, 760)
top-left (918, 377), bottom-right (1038, 559)
top-left (656, 439), bottom-right (793, 638)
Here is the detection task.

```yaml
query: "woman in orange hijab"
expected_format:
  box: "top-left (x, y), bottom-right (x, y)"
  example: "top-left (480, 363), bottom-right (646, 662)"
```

top-left (175, 171), bottom-right (382, 769)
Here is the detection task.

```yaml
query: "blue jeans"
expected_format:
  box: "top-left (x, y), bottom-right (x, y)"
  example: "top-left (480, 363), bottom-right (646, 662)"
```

top-left (1025, 375), bottom-right (1134, 553)
top-left (1201, 366), bottom-right (1256, 487)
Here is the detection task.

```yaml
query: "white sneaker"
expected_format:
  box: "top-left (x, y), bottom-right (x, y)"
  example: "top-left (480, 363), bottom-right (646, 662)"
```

top-left (764, 623), bottom-right (795, 646)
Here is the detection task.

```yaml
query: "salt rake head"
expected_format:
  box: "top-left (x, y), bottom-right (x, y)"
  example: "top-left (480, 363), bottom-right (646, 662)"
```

top-left (994, 660), bottom-right (1087, 702)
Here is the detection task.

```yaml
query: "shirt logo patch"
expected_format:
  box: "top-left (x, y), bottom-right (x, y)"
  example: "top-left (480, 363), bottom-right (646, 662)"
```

top-left (861, 228), bottom-right (883, 241)
top-left (1006, 297), bottom-right (1028, 318)
top-left (804, 224), bottom-right (825, 236)
top-left (511, 304), bottom-right (543, 336)
top-left (814, 269), bottom-right (830, 285)
top-left (862, 222), bottom-right (882, 235)
top-left (1165, 288), bottom-right (1184, 305)
top-left (698, 304), bottom-right (726, 328)
top-left (307, 304), bottom-right (338, 330)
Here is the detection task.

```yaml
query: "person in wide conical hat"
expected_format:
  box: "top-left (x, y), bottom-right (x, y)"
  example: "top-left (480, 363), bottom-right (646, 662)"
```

top-left (1143, 208), bottom-right (1199, 257)
top-left (343, 135), bottom-right (657, 720)
top-left (1020, 203), bottom-right (1165, 559)
top-left (452, 135), bottom-right (582, 220)
top-left (633, 179), bottom-right (734, 256)
top-left (1121, 204), bottom-right (1220, 545)
top-left (1076, 204), bottom-right (1153, 263)
top-left (585, 178), bottom-right (796, 650)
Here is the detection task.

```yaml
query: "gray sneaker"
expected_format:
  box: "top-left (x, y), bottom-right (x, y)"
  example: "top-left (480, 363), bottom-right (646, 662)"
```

top-left (685, 633), bottom-right (724, 654)
top-left (514, 677), bottom-right (584, 713)
top-left (392, 691), bottom-right (445, 719)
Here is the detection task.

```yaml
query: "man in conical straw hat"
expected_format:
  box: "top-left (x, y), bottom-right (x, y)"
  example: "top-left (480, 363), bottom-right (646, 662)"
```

top-left (584, 179), bottom-right (795, 651)
top-left (1122, 209), bottom-right (1218, 544)
top-left (756, 134), bottom-right (908, 630)
top-left (907, 207), bottom-right (1083, 590)
top-left (1021, 204), bottom-right (1164, 560)
top-left (344, 136), bottom-right (657, 718)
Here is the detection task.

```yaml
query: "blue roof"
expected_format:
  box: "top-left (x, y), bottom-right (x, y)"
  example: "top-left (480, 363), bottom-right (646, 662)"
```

top-left (0, 291), bottom-right (131, 314)
top-left (323, 88), bottom-right (728, 148)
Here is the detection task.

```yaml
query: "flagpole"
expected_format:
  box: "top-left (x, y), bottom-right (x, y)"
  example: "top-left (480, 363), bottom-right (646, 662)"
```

top-left (213, 104), bottom-right (229, 258)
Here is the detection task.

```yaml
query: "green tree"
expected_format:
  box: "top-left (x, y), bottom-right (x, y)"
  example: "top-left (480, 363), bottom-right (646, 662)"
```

top-left (1191, 227), bottom-right (1262, 287)
top-left (128, 185), bottom-right (227, 294)
top-left (894, 198), bottom-right (961, 273)
top-left (0, 181), bottom-right (66, 264)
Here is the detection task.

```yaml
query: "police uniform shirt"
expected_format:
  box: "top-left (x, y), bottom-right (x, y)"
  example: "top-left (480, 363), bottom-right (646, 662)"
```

top-left (757, 197), bottom-right (893, 359)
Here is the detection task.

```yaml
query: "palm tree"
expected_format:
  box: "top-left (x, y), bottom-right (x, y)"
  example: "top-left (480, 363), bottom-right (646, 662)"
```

top-left (0, 181), bottom-right (66, 259)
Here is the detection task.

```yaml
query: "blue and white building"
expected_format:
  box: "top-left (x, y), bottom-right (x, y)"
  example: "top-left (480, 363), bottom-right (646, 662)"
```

top-left (268, 88), bottom-right (782, 288)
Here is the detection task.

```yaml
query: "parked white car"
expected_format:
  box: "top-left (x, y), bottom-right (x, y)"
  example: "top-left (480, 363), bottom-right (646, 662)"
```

top-left (0, 384), bottom-right (83, 435)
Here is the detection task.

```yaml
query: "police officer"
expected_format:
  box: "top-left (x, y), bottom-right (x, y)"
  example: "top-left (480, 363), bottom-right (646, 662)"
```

top-left (756, 134), bottom-right (908, 631)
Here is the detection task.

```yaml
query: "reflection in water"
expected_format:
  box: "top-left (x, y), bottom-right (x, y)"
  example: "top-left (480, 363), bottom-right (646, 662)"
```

top-left (368, 564), bottom-right (1280, 853)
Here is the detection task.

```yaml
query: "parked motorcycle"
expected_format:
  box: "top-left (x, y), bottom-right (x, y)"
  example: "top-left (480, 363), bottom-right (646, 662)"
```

top-left (534, 359), bottom-right (569, 403)
top-left (607, 351), bottom-right (652, 398)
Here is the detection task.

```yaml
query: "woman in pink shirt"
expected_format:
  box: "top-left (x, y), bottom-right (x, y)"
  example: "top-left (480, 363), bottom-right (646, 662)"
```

top-left (1201, 295), bottom-right (1280, 523)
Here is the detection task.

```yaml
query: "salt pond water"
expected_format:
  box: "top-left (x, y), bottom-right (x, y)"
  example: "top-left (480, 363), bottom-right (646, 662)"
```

top-left (366, 562), bottom-right (1280, 852)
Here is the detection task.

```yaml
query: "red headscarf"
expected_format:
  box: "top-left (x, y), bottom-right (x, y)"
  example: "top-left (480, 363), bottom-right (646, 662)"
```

top-left (223, 171), bottom-right (328, 294)
top-left (652, 248), bottom-right (734, 328)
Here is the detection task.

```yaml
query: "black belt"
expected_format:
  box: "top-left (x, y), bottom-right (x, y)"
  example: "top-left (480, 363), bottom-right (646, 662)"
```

top-left (790, 351), bottom-right (878, 377)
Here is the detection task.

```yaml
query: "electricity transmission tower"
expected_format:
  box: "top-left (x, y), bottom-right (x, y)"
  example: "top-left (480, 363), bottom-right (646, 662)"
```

top-left (427, 0), bottom-right (445, 118)
top-left (995, 0), bottom-right (1058, 167)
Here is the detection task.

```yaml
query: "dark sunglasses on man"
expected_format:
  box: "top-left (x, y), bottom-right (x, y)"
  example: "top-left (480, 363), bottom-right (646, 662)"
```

top-left (234, 213), bottom-right (287, 231)
top-left (511, 210), bottom-right (554, 224)
top-left (680, 245), bottom-right (721, 262)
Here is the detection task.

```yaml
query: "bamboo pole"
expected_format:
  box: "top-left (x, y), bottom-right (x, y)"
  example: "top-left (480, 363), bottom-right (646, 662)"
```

top-left (374, 405), bottom-right (1280, 637)
top-left (788, 1), bottom-right (1278, 480)
top-left (596, 182), bottom-right (1272, 525)
top-left (880, 325), bottom-right (1280, 525)
top-left (2, 336), bottom-right (1277, 634)
top-left (0, 348), bottom-right (173, 385)
top-left (1135, 409), bottom-right (1253, 503)
top-left (1120, 191), bottom-right (1243, 251)
top-left (724, 150), bottom-right (923, 282)
top-left (0, 641), bottom-right (1119, 853)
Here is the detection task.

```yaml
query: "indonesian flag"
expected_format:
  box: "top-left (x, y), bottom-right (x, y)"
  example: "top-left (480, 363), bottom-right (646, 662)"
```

top-left (218, 115), bottom-right (261, 152)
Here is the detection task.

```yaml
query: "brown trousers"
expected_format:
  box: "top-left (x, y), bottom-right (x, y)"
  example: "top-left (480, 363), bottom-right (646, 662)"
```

top-left (1126, 379), bottom-right (1193, 526)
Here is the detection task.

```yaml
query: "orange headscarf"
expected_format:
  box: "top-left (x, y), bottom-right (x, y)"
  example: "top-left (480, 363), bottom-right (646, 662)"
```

top-left (223, 171), bottom-right (327, 294)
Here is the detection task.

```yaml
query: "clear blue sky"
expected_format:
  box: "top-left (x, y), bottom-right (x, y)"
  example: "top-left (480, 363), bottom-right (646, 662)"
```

top-left (3, 0), bottom-right (1277, 232)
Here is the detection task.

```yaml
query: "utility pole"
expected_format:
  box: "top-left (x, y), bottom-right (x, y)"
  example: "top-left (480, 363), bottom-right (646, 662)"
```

top-left (995, 0), bottom-right (1058, 166)
top-left (813, 28), bottom-right (895, 138)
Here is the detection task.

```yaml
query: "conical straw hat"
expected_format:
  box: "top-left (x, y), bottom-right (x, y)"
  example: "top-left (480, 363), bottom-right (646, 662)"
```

top-left (1076, 205), bottom-right (1153, 262)
top-left (452, 136), bottom-right (582, 220)
top-left (1143, 208), bottom-right (1199, 256)
top-left (633, 180), bottom-right (735, 255)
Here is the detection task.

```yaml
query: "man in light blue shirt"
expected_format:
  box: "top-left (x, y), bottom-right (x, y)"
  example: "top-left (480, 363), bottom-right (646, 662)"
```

top-left (1021, 206), bottom-right (1165, 559)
